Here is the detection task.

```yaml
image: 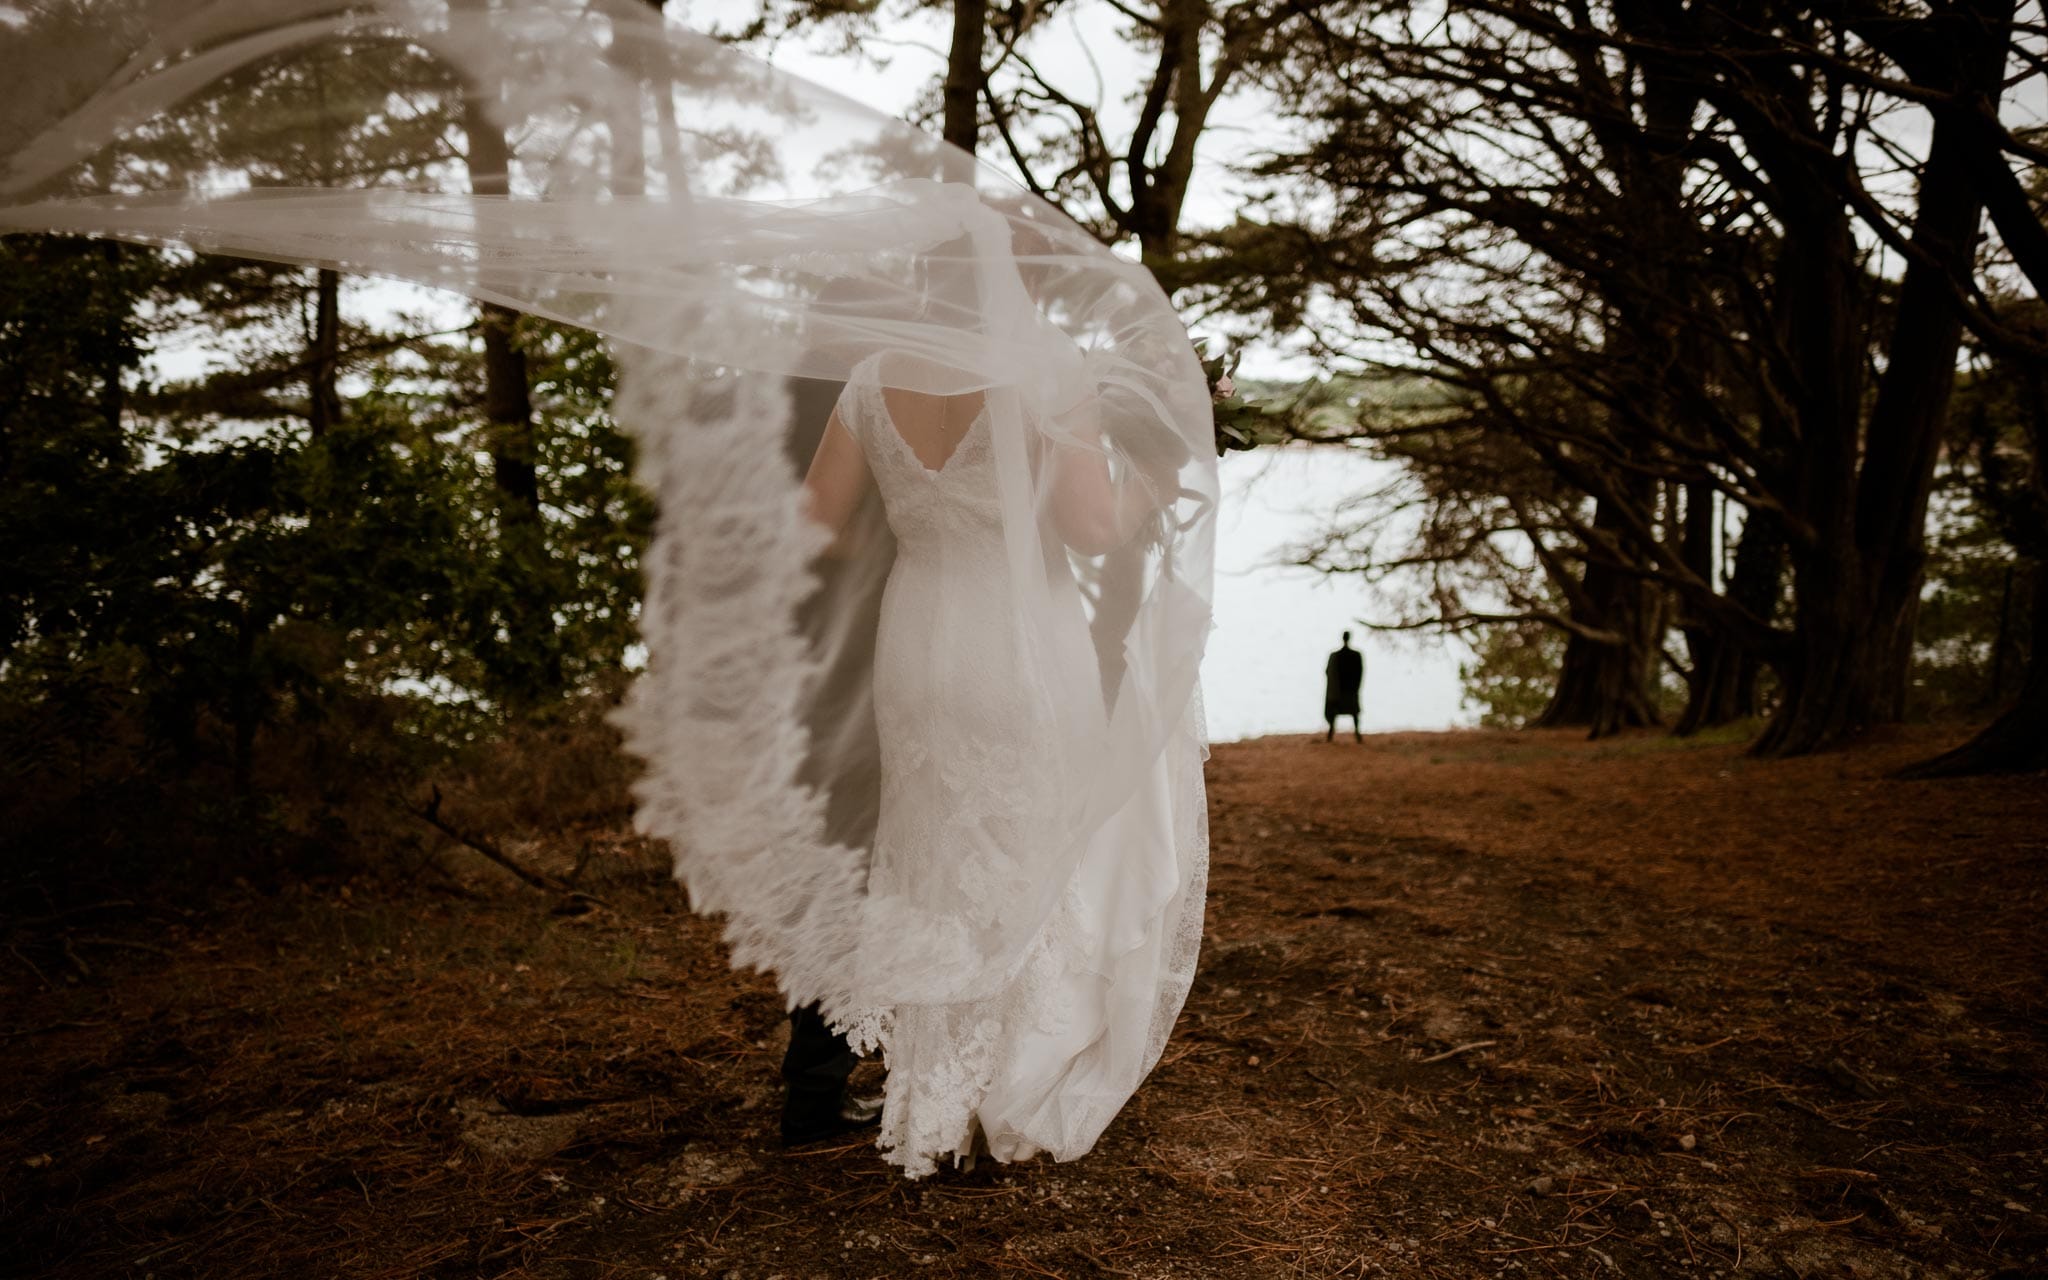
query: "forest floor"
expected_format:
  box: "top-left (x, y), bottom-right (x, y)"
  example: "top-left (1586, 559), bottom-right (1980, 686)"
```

top-left (4, 724), bottom-right (2046, 1280)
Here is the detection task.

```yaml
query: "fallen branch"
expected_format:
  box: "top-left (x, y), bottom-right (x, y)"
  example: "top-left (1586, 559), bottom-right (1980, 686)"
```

top-left (60, 936), bottom-right (93, 979)
top-left (410, 787), bottom-right (568, 893)
top-left (7, 942), bottom-right (52, 990)
top-left (1420, 1039), bottom-right (1499, 1063)
top-left (74, 935), bottom-right (176, 957)
top-left (6, 901), bottom-right (138, 931)
top-left (0, 1019), bottom-right (110, 1040)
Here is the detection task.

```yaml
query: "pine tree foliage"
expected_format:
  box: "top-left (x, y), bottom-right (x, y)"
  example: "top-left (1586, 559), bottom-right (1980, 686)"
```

top-left (0, 233), bottom-right (650, 874)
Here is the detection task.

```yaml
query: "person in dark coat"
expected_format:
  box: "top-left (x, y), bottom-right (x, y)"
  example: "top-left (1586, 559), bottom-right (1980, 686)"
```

top-left (1324, 630), bottom-right (1364, 743)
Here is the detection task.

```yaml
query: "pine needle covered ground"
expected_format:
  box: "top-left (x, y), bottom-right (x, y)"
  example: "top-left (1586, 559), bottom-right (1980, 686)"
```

top-left (4, 726), bottom-right (2044, 1279)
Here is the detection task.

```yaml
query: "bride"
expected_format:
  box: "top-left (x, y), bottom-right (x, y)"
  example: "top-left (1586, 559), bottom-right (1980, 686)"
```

top-left (806, 311), bottom-right (1199, 1173)
top-left (0, 0), bottom-right (1217, 1179)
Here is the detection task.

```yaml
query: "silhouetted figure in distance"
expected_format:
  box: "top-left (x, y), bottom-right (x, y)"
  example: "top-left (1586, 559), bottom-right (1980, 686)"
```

top-left (1324, 630), bottom-right (1364, 743)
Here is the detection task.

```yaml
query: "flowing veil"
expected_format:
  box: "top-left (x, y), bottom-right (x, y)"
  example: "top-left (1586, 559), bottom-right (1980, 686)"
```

top-left (0, 0), bottom-right (1216, 1050)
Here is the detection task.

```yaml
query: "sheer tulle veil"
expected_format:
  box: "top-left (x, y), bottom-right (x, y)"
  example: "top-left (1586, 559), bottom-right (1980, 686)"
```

top-left (0, 0), bottom-right (1215, 1043)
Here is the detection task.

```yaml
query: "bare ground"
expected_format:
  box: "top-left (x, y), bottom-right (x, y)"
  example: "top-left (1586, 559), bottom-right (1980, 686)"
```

top-left (3, 724), bottom-right (2045, 1279)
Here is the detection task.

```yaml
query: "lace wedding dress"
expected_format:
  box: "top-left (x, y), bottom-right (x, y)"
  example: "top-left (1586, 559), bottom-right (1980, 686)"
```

top-left (837, 357), bottom-right (1207, 1177)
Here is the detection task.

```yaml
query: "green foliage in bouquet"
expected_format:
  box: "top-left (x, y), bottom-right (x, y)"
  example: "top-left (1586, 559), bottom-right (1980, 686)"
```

top-left (1200, 341), bottom-right (1286, 456)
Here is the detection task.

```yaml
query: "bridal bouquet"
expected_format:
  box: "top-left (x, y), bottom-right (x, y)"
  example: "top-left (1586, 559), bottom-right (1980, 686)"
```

top-left (1201, 341), bottom-right (1282, 455)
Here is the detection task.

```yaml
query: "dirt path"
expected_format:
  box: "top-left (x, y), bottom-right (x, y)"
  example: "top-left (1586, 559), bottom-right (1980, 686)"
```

top-left (4, 726), bottom-right (2044, 1278)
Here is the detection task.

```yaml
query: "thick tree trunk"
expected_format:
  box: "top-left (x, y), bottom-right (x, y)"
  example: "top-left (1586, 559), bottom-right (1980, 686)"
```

top-left (1536, 614), bottom-right (1662, 736)
top-left (943, 0), bottom-right (986, 153)
top-left (1676, 503), bottom-right (1782, 734)
top-left (1675, 633), bottom-right (1756, 734)
top-left (1897, 565), bottom-right (2047, 777)
top-left (1748, 167), bottom-right (1866, 753)
top-left (1753, 0), bottom-right (2009, 757)
top-left (1755, 97), bottom-right (1986, 755)
top-left (1533, 494), bottom-right (1663, 737)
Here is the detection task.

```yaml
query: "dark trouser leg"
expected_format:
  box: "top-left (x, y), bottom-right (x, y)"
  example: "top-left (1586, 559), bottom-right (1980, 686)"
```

top-left (781, 1004), bottom-right (857, 1143)
top-left (1325, 717), bottom-right (1334, 743)
top-left (783, 1004), bottom-right (856, 1095)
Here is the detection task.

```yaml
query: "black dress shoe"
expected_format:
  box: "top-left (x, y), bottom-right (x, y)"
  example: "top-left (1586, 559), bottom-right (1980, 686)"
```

top-left (780, 1093), bottom-right (883, 1147)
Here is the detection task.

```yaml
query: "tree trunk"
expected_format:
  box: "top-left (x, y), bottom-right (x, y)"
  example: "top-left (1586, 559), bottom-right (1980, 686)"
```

top-left (461, 91), bottom-right (537, 517)
top-left (308, 267), bottom-right (342, 437)
top-left (463, 71), bottom-right (557, 703)
top-left (1124, 0), bottom-right (1216, 269)
top-left (98, 241), bottom-right (126, 437)
top-left (1536, 613), bottom-right (1662, 737)
top-left (1675, 503), bottom-right (1781, 734)
top-left (1533, 491), bottom-right (1664, 737)
top-left (1984, 563), bottom-right (2018, 708)
top-left (1675, 633), bottom-right (1754, 734)
top-left (1896, 564), bottom-right (2047, 777)
top-left (477, 305), bottom-right (538, 515)
top-left (1752, 0), bottom-right (2009, 757)
top-left (943, 0), bottom-right (986, 153)
top-left (1755, 93), bottom-right (1987, 755)
top-left (306, 44), bottom-right (343, 440)
top-left (230, 604), bottom-right (262, 796)
top-left (1673, 479), bottom-right (1723, 733)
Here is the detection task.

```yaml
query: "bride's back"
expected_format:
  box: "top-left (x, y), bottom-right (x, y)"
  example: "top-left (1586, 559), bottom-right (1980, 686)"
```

top-left (877, 385), bottom-right (988, 474)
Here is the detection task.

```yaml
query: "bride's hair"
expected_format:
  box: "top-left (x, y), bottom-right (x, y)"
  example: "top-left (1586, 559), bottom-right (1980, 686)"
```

top-left (912, 231), bottom-right (983, 328)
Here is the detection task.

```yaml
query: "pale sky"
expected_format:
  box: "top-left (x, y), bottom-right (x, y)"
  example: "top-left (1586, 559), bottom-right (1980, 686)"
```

top-left (1205, 448), bottom-right (1468, 740)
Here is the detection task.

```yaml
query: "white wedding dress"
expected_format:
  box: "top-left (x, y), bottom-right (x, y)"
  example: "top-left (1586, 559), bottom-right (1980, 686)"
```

top-left (836, 358), bottom-right (1206, 1178)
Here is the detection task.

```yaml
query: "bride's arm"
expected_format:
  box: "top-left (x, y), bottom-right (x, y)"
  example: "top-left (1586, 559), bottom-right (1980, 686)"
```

top-left (802, 409), bottom-right (873, 555)
top-left (1043, 396), bottom-right (1161, 557)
